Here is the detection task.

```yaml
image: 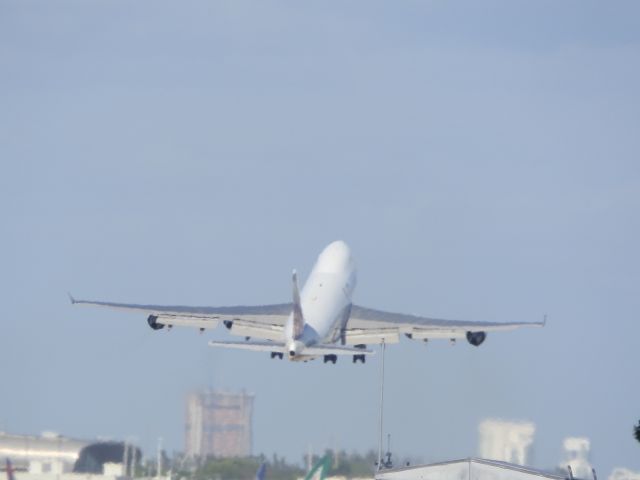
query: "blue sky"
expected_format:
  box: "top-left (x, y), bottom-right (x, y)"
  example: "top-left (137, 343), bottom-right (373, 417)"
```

top-left (1, 0), bottom-right (639, 475)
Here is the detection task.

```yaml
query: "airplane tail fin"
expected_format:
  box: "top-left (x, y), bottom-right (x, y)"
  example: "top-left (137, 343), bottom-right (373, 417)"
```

top-left (304, 455), bottom-right (331, 480)
top-left (6, 459), bottom-right (15, 480)
top-left (255, 462), bottom-right (266, 480)
top-left (292, 270), bottom-right (305, 339)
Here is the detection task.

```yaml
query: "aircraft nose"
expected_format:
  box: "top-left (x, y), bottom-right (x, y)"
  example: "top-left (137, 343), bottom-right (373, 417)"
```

top-left (316, 240), bottom-right (353, 273)
top-left (326, 240), bottom-right (350, 256)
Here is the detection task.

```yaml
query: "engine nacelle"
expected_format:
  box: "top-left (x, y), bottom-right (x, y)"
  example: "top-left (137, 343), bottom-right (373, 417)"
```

top-left (147, 315), bottom-right (164, 330)
top-left (466, 331), bottom-right (486, 346)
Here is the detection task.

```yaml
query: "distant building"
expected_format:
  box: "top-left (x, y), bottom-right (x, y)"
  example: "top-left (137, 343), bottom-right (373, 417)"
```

top-left (609, 468), bottom-right (640, 480)
top-left (0, 432), bottom-right (144, 480)
top-left (561, 437), bottom-right (592, 479)
top-left (478, 419), bottom-right (535, 466)
top-left (0, 431), bottom-right (89, 473)
top-left (185, 390), bottom-right (254, 458)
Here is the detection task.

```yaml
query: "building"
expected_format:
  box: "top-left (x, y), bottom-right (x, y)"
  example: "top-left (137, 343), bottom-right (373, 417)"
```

top-left (478, 419), bottom-right (536, 466)
top-left (561, 437), bottom-right (592, 480)
top-left (0, 432), bottom-right (90, 474)
top-left (376, 457), bottom-right (573, 480)
top-left (609, 468), bottom-right (640, 480)
top-left (0, 432), bottom-right (150, 480)
top-left (185, 390), bottom-right (254, 458)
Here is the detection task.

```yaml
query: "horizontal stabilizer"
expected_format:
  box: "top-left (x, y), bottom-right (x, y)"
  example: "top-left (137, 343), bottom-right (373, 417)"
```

top-left (304, 344), bottom-right (375, 356)
top-left (207, 341), bottom-right (375, 356)
top-left (208, 340), bottom-right (286, 352)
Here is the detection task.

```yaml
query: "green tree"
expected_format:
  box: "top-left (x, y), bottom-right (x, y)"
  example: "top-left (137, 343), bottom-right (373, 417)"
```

top-left (193, 457), bottom-right (261, 480)
top-left (321, 449), bottom-right (377, 478)
top-left (193, 456), bottom-right (304, 480)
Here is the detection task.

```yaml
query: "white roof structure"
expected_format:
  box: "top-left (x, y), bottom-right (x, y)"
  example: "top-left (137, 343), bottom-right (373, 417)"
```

top-left (376, 458), bottom-right (571, 480)
top-left (0, 432), bottom-right (90, 472)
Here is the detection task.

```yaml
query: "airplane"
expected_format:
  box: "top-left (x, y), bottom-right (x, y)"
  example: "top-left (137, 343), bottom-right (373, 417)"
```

top-left (5, 459), bottom-right (15, 480)
top-left (70, 240), bottom-right (544, 364)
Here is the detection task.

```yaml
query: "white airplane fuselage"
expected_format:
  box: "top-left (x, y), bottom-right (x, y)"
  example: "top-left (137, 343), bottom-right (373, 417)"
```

top-left (284, 241), bottom-right (357, 360)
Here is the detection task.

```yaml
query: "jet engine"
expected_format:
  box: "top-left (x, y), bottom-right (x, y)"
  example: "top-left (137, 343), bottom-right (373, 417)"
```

top-left (147, 315), bottom-right (164, 330)
top-left (466, 331), bottom-right (486, 346)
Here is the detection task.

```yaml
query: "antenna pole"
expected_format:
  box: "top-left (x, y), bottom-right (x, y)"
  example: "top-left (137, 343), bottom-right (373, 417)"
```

top-left (156, 437), bottom-right (163, 480)
top-left (123, 440), bottom-right (129, 478)
top-left (377, 340), bottom-right (386, 471)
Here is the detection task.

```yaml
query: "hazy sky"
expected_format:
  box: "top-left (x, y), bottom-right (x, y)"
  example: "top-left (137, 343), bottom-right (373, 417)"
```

top-left (1, 0), bottom-right (639, 476)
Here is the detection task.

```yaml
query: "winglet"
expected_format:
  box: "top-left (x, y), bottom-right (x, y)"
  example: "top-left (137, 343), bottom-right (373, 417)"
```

top-left (292, 269), bottom-right (304, 339)
top-left (68, 292), bottom-right (76, 304)
top-left (6, 459), bottom-right (16, 480)
top-left (543, 314), bottom-right (547, 326)
top-left (292, 269), bottom-right (300, 303)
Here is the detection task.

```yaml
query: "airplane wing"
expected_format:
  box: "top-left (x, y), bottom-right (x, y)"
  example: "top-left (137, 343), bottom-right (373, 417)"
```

top-left (344, 305), bottom-right (545, 345)
top-left (69, 294), bottom-right (291, 340)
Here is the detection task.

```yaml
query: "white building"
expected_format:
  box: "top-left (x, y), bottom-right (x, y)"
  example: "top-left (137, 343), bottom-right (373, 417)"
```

top-left (0, 432), bottom-right (150, 480)
top-left (609, 468), bottom-right (640, 480)
top-left (560, 437), bottom-right (592, 479)
top-left (478, 419), bottom-right (536, 466)
top-left (0, 432), bottom-right (89, 474)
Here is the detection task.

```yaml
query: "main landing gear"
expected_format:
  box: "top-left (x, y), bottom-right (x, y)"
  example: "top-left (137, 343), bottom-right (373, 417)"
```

top-left (323, 354), bottom-right (337, 364)
top-left (353, 344), bottom-right (367, 364)
top-left (353, 354), bottom-right (366, 364)
top-left (270, 352), bottom-right (284, 360)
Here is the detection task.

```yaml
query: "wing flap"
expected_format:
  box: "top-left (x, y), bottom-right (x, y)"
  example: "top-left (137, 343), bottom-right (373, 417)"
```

top-left (344, 328), bottom-right (400, 345)
top-left (350, 305), bottom-right (545, 333)
top-left (155, 315), bottom-right (220, 329)
top-left (227, 318), bottom-right (285, 341)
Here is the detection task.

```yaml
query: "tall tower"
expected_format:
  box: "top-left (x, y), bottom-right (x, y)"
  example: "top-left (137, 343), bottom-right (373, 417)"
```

top-left (185, 390), bottom-right (254, 458)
